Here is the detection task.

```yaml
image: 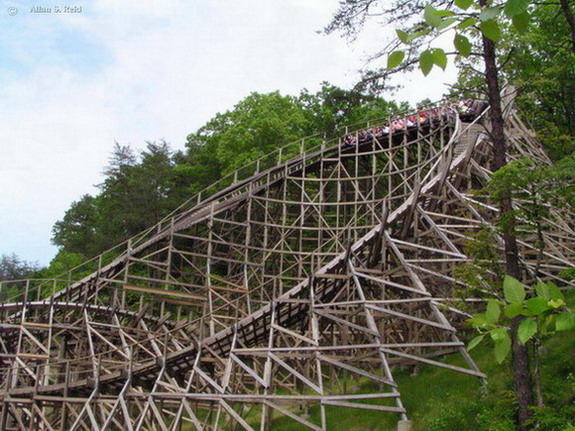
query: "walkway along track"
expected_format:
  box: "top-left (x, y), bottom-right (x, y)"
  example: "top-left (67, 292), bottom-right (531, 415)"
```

top-left (1, 98), bottom-right (574, 430)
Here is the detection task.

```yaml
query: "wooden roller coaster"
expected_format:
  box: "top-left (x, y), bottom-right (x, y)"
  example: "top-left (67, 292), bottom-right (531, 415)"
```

top-left (0, 94), bottom-right (573, 430)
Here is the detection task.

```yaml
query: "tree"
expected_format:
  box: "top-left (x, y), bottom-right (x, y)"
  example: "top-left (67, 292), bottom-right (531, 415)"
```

top-left (96, 141), bottom-right (175, 249)
top-left (468, 276), bottom-right (575, 414)
top-left (0, 253), bottom-right (40, 281)
top-left (468, 278), bottom-right (573, 362)
top-left (95, 143), bottom-right (139, 249)
top-left (131, 141), bottom-right (175, 225)
top-left (185, 91), bottom-right (312, 178)
top-left (52, 85), bottom-right (398, 260)
top-left (51, 141), bottom-right (178, 257)
top-left (502, 1), bottom-right (575, 159)
top-left (453, 154), bottom-right (575, 427)
top-left (179, 86), bottom-right (400, 196)
top-left (52, 195), bottom-right (98, 257)
top-left (0, 254), bottom-right (41, 302)
top-left (453, 1), bottom-right (575, 159)
top-left (325, 1), bottom-right (552, 428)
top-left (36, 250), bottom-right (87, 279)
top-left (299, 82), bottom-right (406, 137)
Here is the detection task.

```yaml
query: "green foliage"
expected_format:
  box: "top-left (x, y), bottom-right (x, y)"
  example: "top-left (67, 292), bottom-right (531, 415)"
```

top-left (432, 48), bottom-right (448, 69)
top-left (330, 0), bottom-right (575, 158)
top-left (493, 2), bottom-right (575, 158)
top-left (455, 0), bottom-right (473, 10)
top-left (381, 0), bottom-right (538, 74)
top-left (36, 250), bottom-right (85, 279)
top-left (556, 313), bottom-right (575, 331)
top-left (52, 195), bottom-right (98, 256)
top-left (504, 0), bottom-right (530, 18)
top-left (493, 330), bottom-right (512, 363)
top-left (503, 274), bottom-right (525, 304)
top-left (517, 317), bottom-right (537, 343)
top-left (511, 12), bottom-right (530, 32)
top-left (486, 299), bottom-right (501, 322)
top-left (0, 254), bottom-right (41, 301)
top-left (454, 33), bottom-right (472, 57)
top-left (298, 83), bottom-right (403, 137)
top-left (424, 4), bottom-right (443, 28)
top-left (387, 50), bottom-right (405, 69)
top-left (452, 226), bottom-right (504, 303)
top-left (479, 6), bottom-right (501, 22)
top-left (529, 334), bottom-right (575, 430)
top-left (396, 29), bottom-right (409, 44)
top-left (479, 19), bottom-right (501, 42)
top-left (51, 84), bottom-right (401, 261)
top-left (187, 91), bottom-right (310, 176)
top-left (0, 253), bottom-right (40, 281)
top-left (468, 276), bottom-right (574, 363)
top-left (411, 334), bottom-right (574, 430)
top-left (419, 49), bottom-right (435, 75)
top-left (484, 157), bottom-right (575, 242)
top-left (52, 141), bottom-right (179, 256)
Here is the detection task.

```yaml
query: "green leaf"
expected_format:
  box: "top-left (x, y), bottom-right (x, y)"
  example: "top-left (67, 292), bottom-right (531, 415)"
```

top-left (396, 29), bottom-right (410, 44)
top-left (542, 314), bottom-right (555, 333)
top-left (454, 34), bottom-right (472, 57)
top-left (494, 332), bottom-right (511, 363)
top-left (525, 297), bottom-right (551, 315)
top-left (549, 299), bottom-right (565, 309)
top-left (468, 334), bottom-right (485, 351)
top-left (435, 9), bottom-right (456, 17)
top-left (424, 4), bottom-right (442, 28)
top-left (503, 275), bottom-right (525, 304)
top-left (512, 12), bottom-right (530, 33)
top-left (411, 29), bottom-right (431, 40)
top-left (518, 317), bottom-right (537, 344)
top-left (455, 0), bottom-right (473, 10)
top-left (535, 282), bottom-right (564, 302)
top-left (458, 17), bottom-right (477, 30)
top-left (546, 283), bottom-right (564, 301)
top-left (485, 299), bottom-right (501, 323)
top-left (467, 314), bottom-right (489, 327)
top-left (555, 313), bottom-right (575, 331)
top-left (535, 281), bottom-right (551, 300)
top-left (387, 51), bottom-right (405, 69)
top-left (490, 328), bottom-right (507, 342)
top-left (479, 6), bottom-right (501, 21)
top-left (504, 302), bottom-right (523, 318)
top-left (432, 48), bottom-right (448, 70)
top-left (480, 19), bottom-right (501, 42)
top-left (504, 0), bottom-right (529, 18)
top-left (438, 17), bottom-right (458, 30)
top-left (419, 49), bottom-right (435, 76)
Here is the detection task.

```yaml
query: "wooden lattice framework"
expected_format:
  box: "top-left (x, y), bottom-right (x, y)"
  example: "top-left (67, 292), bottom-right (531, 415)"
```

top-left (0, 96), bottom-right (574, 430)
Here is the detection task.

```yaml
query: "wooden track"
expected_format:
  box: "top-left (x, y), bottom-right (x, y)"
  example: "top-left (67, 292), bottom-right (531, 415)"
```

top-left (0, 98), bottom-right (573, 430)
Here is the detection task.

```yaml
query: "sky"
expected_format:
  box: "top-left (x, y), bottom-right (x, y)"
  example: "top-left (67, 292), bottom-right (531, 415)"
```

top-left (0, 0), bottom-right (457, 266)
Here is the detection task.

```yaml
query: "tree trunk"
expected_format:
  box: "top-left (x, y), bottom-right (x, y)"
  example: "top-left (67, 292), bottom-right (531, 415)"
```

top-left (510, 317), bottom-right (535, 430)
top-left (532, 337), bottom-right (545, 407)
top-left (559, 0), bottom-right (575, 53)
top-left (479, 10), bottom-right (534, 429)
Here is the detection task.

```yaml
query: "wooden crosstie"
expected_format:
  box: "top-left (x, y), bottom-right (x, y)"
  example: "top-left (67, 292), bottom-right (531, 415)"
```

top-left (0, 96), bottom-right (573, 430)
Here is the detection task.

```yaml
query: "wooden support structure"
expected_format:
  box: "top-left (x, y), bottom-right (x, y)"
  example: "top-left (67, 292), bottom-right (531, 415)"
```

top-left (0, 97), bottom-right (573, 430)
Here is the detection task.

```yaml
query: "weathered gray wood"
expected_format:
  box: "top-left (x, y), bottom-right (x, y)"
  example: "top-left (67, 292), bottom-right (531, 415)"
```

top-left (0, 101), bottom-right (572, 431)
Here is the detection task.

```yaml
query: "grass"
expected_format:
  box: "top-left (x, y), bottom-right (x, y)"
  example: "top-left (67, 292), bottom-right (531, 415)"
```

top-left (179, 331), bottom-right (574, 430)
top-left (263, 346), bottom-right (504, 431)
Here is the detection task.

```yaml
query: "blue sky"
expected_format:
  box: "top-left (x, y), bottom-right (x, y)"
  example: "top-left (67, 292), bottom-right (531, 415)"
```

top-left (0, 0), bottom-right (457, 266)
